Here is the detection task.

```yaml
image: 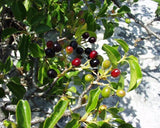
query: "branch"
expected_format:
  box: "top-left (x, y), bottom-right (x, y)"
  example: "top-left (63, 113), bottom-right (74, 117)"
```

top-left (111, 0), bottom-right (160, 40)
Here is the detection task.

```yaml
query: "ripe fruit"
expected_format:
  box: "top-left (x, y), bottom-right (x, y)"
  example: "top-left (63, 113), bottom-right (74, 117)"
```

top-left (101, 86), bottom-right (111, 98)
top-left (76, 47), bottom-right (84, 54)
top-left (47, 69), bottom-right (57, 78)
top-left (84, 74), bottom-right (94, 83)
top-left (89, 50), bottom-right (97, 59)
top-left (116, 89), bottom-right (126, 98)
top-left (85, 47), bottom-right (92, 55)
top-left (82, 32), bottom-right (89, 39)
top-left (70, 41), bottom-right (78, 49)
top-left (53, 42), bottom-right (62, 52)
top-left (90, 59), bottom-right (100, 67)
top-left (45, 48), bottom-right (55, 58)
top-left (102, 60), bottom-right (111, 69)
top-left (111, 68), bottom-right (121, 77)
top-left (66, 46), bottom-right (73, 54)
top-left (46, 41), bottom-right (53, 48)
top-left (72, 58), bottom-right (81, 67)
top-left (88, 37), bottom-right (96, 43)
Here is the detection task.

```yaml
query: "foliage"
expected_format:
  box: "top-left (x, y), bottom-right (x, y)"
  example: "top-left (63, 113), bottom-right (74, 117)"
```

top-left (0, 0), bottom-right (144, 127)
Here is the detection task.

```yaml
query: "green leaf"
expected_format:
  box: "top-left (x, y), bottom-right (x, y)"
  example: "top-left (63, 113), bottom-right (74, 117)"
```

top-left (118, 123), bottom-right (134, 128)
top-left (0, 87), bottom-right (5, 98)
top-left (68, 86), bottom-right (77, 93)
top-left (43, 98), bottom-right (69, 128)
top-left (107, 107), bottom-right (121, 118)
top-left (1, 28), bottom-right (17, 40)
top-left (23, 0), bottom-right (31, 11)
top-left (29, 43), bottom-right (44, 58)
top-left (3, 120), bottom-right (17, 128)
top-left (16, 100), bottom-right (31, 128)
top-left (34, 24), bottom-right (51, 34)
top-left (97, 1), bottom-right (108, 17)
top-left (65, 119), bottom-right (80, 128)
top-left (126, 55), bottom-right (142, 91)
top-left (86, 87), bottom-right (101, 113)
top-left (11, 1), bottom-right (26, 21)
top-left (117, 5), bottom-right (131, 14)
top-left (114, 39), bottom-right (129, 53)
top-left (3, 57), bottom-right (13, 74)
top-left (102, 44), bottom-right (121, 67)
top-left (99, 109), bottom-right (106, 120)
top-left (18, 35), bottom-right (30, 64)
top-left (102, 20), bottom-right (116, 39)
top-left (7, 81), bottom-right (26, 99)
top-left (65, 71), bottom-right (80, 79)
top-left (87, 123), bottom-right (98, 128)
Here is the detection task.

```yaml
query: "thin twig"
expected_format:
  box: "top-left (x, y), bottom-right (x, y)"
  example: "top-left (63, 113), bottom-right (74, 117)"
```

top-left (111, 0), bottom-right (160, 40)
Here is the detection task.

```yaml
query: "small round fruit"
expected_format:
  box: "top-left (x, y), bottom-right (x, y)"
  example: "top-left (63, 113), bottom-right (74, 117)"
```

top-left (111, 68), bottom-right (121, 77)
top-left (53, 43), bottom-right (62, 52)
top-left (85, 47), bottom-right (92, 55)
top-left (116, 89), bottom-right (126, 98)
top-left (88, 37), bottom-right (96, 43)
top-left (70, 41), bottom-right (78, 49)
top-left (66, 46), bottom-right (73, 54)
top-left (72, 58), bottom-right (81, 67)
top-left (101, 86), bottom-right (111, 98)
top-left (102, 60), bottom-right (111, 69)
top-left (90, 59), bottom-right (100, 67)
top-left (76, 47), bottom-right (84, 54)
top-left (89, 50), bottom-right (97, 59)
top-left (82, 32), bottom-right (90, 39)
top-left (47, 69), bottom-right (57, 78)
top-left (46, 41), bottom-right (53, 48)
top-left (125, 18), bottom-right (131, 24)
top-left (84, 74), bottom-right (94, 83)
top-left (45, 48), bottom-right (55, 58)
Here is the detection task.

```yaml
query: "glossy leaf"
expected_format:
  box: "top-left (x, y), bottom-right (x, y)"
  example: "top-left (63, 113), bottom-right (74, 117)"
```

top-left (97, 0), bottom-right (109, 17)
top-left (102, 20), bottom-right (115, 39)
top-left (3, 120), bottom-right (17, 128)
top-left (3, 57), bottom-right (13, 74)
top-left (115, 39), bottom-right (129, 53)
top-left (16, 100), bottom-right (31, 128)
top-left (65, 71), bottom-right (80, 79)
top-left (11, 1), bottom-right (26, 21)
top-left (87, 123), bottom-right (98, 128)
top-left (1, 28), bottom-right (17, 40)
top-left (65, 119), bottom-right (80, 128)
top-left (126, 55), bottom-right (142, 91)
top-left (29, 43), bottom-right (44, 58)
top-left (107, 107), bottom-right (121, 118)
top-left (7, 81), bottom-right (26, 99)
top-left (86, 87), bottom-right (101, 113)
top-left (118, 123), bottom-right (134, 128)
top-left (102, 44), bottom-right (121, 67)
top-left (117, 5), bottom-right (131, 14)
top-left (18, 35), bottom-right (30, 64)
top-left (0, 87), bottom-right (5, 98)
top-left (34, 24), bottom-right (51, 34)
top-left (43, 98), bottom-right (69, 128)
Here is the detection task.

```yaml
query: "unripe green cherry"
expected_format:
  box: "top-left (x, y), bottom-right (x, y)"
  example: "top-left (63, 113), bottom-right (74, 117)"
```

top-left (125, 18), bottom-right (131, 24)
top-left (101, 86), bottom-right (111, 98)
top-left (116, 89), bottom-right (126, 98)
top-left (84, 74), bottom-right (94, 83)
top-left (102, 60), bottom-right (111, 69)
